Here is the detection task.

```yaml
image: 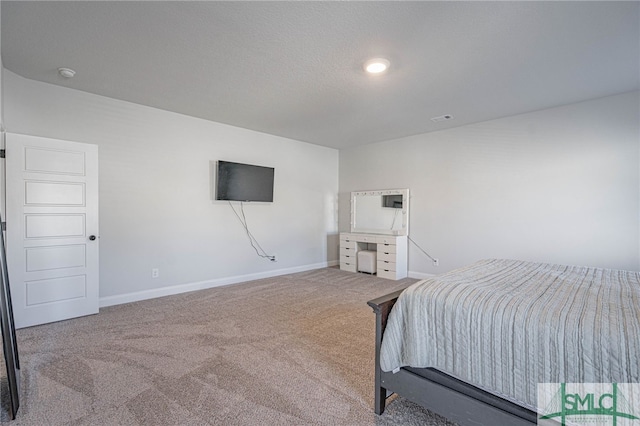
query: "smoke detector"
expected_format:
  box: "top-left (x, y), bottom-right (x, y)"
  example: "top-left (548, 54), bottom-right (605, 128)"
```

top-left (58, 68), bottom-right (76, 78)
top-left (431, 114), bottom-right (454, 122)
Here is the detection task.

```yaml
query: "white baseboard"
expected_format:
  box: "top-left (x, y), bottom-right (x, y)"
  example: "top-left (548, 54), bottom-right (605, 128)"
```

top-left (99, 261), bottom-right (333, 308)
top-left (408, 271), bottom-right (436, 280)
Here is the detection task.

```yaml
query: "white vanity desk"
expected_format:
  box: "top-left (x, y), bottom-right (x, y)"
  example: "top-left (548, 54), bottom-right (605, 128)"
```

top-left (339, 189), bottom-right (409, 281)
top-left (339, 232), bottom-right (408, 280)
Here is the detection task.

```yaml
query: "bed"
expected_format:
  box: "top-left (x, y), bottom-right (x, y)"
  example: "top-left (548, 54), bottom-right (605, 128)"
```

top-left (367, 258), bottom-right (640, 425)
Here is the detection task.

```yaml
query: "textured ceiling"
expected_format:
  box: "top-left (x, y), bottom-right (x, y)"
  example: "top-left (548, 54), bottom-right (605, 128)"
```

top-left (2, 1), bottom-right (639, 149)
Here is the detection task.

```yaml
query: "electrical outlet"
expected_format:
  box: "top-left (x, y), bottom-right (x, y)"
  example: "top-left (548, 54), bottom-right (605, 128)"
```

top-left (433, 259), bottom-right (439, 267)
top-left (152, 268), bottom-right (159, 278)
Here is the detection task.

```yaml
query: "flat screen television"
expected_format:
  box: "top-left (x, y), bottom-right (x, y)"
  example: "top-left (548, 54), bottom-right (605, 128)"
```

top-left (382, 194), bottom-right (403, 208)
top-left (215, 161), bottom-right (274, 202)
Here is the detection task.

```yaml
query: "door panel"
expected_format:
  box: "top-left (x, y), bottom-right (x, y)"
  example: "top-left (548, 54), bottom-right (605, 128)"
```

top-left (25, 214), bottom-right (86, 238)
top-left (26, 275), bottom-right (86, 306)
top-left (6, 133), bottom-right (98, 329)
top-left (24, 147), bottom-right (86, 175)
top-left (26, 245), bottom-right (86, 272)
top-left (25, 181), bottom-right (85, 206)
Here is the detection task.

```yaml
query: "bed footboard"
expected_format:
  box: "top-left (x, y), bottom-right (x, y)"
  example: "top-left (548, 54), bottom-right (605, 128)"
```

top-left (367, 289), bottom-right (405, 414)
top-left (367, 289), bottom-right (537, 425)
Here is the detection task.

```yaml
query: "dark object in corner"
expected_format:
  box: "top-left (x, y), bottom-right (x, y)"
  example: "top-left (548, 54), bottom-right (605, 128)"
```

top-left (0, 213), bottom-right (20, 419)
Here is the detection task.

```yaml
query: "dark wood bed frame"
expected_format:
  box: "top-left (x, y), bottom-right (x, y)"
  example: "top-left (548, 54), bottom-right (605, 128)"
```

top-left (368, 289), bottom-right (538, 426)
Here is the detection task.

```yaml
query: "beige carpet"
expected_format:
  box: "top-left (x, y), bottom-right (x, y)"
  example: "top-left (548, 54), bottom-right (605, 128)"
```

top-left (1, 267), bottom-right (457, 425)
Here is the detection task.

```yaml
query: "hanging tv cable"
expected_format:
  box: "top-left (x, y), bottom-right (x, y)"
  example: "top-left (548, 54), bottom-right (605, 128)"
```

top-left (229, 201), bottom-right (276, 261)
top-left (390, 208), bottom-right (400, 230)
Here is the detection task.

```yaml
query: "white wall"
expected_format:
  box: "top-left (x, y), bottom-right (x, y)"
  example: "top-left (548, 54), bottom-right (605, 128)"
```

top-left (0, 3), bottom-right (3, 131)
top-left (0, 7), bottom-right (6, 220)
top-left (3, 70), bottom-right (339, 304)
top-left (340, 91), bottom-right (640, 274)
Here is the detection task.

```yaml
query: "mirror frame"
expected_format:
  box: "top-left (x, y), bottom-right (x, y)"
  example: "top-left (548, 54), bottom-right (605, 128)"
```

top-left (350, 189), bottom-right (409, 236)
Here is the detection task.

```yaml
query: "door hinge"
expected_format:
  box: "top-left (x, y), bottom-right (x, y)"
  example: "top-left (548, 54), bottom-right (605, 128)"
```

top-left (0, 149), bottom-right (5, 158)
top-left (1, 222), bottom-right (6, 231)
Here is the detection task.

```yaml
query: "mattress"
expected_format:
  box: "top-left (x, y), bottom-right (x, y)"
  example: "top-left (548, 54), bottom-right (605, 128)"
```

top-left (379, 259), bottom-right (640, 408)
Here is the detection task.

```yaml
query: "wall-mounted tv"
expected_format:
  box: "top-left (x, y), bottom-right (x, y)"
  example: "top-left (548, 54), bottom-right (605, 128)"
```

top-left (215, 161), bottom-right (274, 202)
top-left (382, 194), bottom-right (403, 209)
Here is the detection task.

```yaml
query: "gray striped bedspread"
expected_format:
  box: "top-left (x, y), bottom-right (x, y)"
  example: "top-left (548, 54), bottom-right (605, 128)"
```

top-left (379, 258), bottom-right (640, 408)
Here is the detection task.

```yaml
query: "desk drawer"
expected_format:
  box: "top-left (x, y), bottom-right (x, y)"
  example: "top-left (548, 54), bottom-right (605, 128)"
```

top-left (377, 244), bottom-right (397, 255)
top-left (377, 268), bottom-right (398, 280)
top-left (377, 251), bottom-right (396, 263)
top-left (377, 259), bottom-right (396, 272)
top-left (340, 245), bottom-right (357, 255)
top-left (340, 239), bottom-right (357, 247)
top-left (377, 236), bottom-right (399, 245)
top-left (340, 261), bottom-right (357, 273)
top-left (340, 233), bottom-right (356, 243)
top-left (340, 254), bottom-right (356, 263)
top-left (340, 233), bottom-right (373, 243)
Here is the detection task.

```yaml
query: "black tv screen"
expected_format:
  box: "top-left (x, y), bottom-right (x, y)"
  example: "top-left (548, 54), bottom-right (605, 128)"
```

top-left (216, 161), bottom-right (274, 202)
top-left (382, 194), bottom-right (403, 208)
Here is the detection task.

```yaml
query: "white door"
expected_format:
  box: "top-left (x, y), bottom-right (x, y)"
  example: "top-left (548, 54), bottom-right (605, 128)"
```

top-left (6, 133), bottom-right (99, 329)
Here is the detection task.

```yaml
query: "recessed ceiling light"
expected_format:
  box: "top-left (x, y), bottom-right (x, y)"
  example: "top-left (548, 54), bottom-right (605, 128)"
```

top-left (58, 67), bottom-right (76, 78)
top-left (363, 58), bottom-right (390, 74)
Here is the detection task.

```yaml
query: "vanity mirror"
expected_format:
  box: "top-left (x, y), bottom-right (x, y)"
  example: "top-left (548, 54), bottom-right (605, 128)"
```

top-left (350, 189), bottom-right (409, 236)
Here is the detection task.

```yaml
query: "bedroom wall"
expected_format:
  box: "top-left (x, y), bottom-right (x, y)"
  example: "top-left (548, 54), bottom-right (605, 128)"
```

top-left (3, 70), bottom-right (339, 305)
top-left (0, 4), bottom-right (3, 131)
top-left (340, 91), bottom-right (640, 274)
top-left (0, 8), bottom-right (5, 219)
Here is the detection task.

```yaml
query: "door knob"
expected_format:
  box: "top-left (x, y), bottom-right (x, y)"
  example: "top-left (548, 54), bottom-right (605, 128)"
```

top-left (89, 235), bottom-right (97, 241)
